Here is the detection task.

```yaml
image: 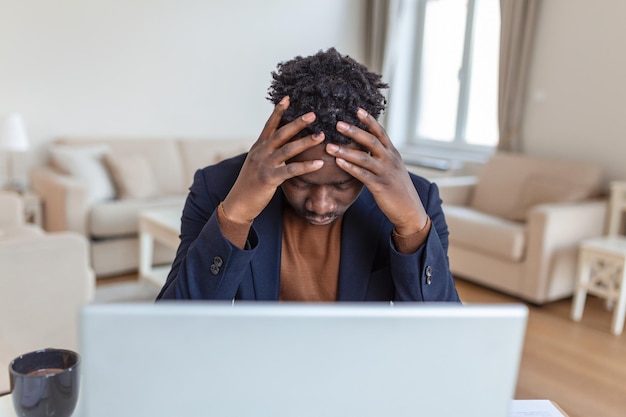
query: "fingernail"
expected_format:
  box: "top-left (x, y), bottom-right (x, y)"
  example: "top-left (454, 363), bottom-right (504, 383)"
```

top-left (357, 108), bottom-right (367, 118)
top-left (311, 160), bottom-right (324, 168)
top-left (302, 112), bottom-right (315, 122)
top-left (327, 144), bottom-right (339, 153)
top-left (280, 96), bottom-right (289, 105)
top-left (312, 132), bottom-right (325, 140)
top-left (337, 121), bottom-right (349, 131)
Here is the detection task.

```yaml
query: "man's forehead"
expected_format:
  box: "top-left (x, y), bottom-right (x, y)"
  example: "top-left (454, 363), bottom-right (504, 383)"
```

top-left (293, 172), bottom-right (355, 186)
top-left (294, 154), bottom-right (356, 185)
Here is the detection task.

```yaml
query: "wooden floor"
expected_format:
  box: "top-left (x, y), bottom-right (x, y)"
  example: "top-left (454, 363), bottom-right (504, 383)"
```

top-left (455, 278), bottom-right (626, 417)
top-left (97, 275), bottom-right (626, 416)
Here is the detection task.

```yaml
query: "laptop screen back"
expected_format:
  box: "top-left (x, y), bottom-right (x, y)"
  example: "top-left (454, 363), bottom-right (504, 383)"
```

top-left (79, 302), bottom-right (527, 417)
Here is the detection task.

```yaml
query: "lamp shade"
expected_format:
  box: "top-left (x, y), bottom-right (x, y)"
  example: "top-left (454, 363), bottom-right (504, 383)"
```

top-left (0, 112), bottom-right (30, 151)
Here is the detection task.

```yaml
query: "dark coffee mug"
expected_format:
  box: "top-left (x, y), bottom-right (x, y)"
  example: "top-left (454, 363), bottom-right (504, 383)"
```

top-left (9, 348), bottom-right (80, 417)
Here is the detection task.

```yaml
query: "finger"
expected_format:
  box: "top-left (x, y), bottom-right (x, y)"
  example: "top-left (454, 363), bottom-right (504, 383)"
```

top-left (272, 131), bottom-right (326, 163)
top-left (276, 159), bottom-right (324, 182)
top-left (356, 108), bottom-right (393, 148)
top-left (334, 157), bottom-right (375, 185)
top-left (336, 120), bottom-right (383, 155)
top-left (325, 142), bottom-right (382, 175)
top-left (270, 111), bottom-right (316, 148)
top-left (258, 96), bottom-right (290, 141)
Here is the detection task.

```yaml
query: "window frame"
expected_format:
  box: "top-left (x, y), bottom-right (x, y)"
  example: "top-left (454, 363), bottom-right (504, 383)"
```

top-left (403, 0), bottom-right (498, 156)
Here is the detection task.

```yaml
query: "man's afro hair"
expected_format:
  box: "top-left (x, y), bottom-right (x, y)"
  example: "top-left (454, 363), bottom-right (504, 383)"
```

top-left (267, 47), bottom-right (388, 145)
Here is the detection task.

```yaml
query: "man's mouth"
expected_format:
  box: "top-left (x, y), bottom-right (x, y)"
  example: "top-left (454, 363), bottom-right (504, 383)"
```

top-left (304, 213), bottom-right (338, 226)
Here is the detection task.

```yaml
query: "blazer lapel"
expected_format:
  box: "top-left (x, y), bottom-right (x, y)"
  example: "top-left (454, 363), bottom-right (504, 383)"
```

top-left (337, 195), bottom-right (381, 301)
top-left (249, 191), bottom-right (283, 300)
top-left (249, 190), bottom-right (382, 301)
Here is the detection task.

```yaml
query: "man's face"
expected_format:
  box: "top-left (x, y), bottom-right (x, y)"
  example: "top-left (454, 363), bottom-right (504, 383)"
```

top-left (281, 143), bottom-right (364, 226)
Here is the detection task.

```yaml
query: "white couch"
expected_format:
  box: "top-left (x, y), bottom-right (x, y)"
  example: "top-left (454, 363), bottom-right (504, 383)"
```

top-left (30, 137), bottom-right (252, 277)
top-left (0, 191), bottom-right (95, 392)
top-left (436, 152), bottom-right (607, 304)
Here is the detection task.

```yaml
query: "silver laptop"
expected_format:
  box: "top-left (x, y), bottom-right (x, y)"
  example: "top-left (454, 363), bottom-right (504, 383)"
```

top-left (79, 302), bottom-right (528, 417)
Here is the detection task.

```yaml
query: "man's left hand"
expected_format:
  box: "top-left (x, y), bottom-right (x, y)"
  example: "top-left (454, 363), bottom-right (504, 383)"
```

top-left (326, 108), bottom-right (429, 236)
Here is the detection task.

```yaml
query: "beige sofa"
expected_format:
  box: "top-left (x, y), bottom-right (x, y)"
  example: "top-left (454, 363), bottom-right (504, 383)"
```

top-left (437, 152), bottom-right (607, 304)
top-left (0, 191), bottom-right (95, 392)
top-left (30, 137), bottom-right (252, 277)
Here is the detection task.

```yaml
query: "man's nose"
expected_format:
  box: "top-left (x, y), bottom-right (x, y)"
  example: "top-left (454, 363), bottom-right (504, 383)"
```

top-left (307, 186), bottom-right (337, 215)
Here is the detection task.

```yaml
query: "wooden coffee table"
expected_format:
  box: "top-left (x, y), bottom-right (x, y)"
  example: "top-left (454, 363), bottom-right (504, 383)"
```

top-left (138, 209), bottom-right (182, 288)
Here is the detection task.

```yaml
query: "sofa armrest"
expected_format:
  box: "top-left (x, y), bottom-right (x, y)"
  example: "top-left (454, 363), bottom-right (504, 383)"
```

top-left (433, 176), bottom-right (478, 206)
top-left (523, 199), bottom-right (608, 301)
top-left (0, 191), bottom-right (25, 227)
top-left (0, 231), bottom-right (95, 392)
top-left (30, 167), bottom-right (90, 234)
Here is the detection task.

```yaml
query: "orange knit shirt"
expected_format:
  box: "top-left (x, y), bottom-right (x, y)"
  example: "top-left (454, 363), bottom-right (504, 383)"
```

top-left (279, 204), bottom-right (342, 301)
top-left (216, 202), bottom-right (430, 301)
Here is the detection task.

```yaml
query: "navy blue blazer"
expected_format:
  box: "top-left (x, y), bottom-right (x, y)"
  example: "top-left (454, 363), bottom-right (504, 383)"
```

top-left (157, 153), bottom-right (459, 302)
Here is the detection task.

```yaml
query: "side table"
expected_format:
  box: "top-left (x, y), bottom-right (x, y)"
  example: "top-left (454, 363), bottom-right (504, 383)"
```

top-left (138, 209), bottom-right (181, 288)
top-left (571, 236), bottom-right (626, 335)
top-left (571, 181), bottom-right (626, 335)
top-left (20, 192), bottom-right (43, 226)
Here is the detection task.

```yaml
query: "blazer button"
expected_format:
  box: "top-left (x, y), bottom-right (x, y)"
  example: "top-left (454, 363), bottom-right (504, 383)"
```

top-left (210, 256), bottom-right (223, 275)
top-left (425, 265), bottom-right (433, 285)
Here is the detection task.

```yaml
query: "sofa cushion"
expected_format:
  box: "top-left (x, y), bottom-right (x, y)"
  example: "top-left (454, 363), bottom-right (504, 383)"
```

top-left (178, 139), bottom-right (252, 188)
top-left (56, 138), bottom-right (186, 196)
top-left (469, 152), bottom-right (603, 222)
top-left (0, 225), bottom-right (45, 241)
top-left (102, 139), bottom-right (187, 196)
top-left (49, 144), bottom-right (116, 203)
top-left (444, 204), bottom-right (526, 262)
top-left (105, 153), bottom-right (160, 199)
top-left (89, 196), bottom-right (186, 238)
top-left (506, 175), bottom-right (592, 221)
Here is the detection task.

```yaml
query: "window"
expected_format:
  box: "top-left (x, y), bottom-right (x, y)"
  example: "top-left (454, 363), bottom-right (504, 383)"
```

top-left (391, 0), bottom-right (500, 154)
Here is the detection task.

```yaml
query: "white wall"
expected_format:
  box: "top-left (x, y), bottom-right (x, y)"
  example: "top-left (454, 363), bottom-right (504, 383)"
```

top-left (5, 1), bottom-right (624, 186)
top-left (523, 0), bottom-right (626, 183)
top-left (0, 0), bottom-right (366, 182)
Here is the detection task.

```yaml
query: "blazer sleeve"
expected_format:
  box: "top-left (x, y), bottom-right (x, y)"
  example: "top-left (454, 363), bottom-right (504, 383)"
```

top-left (156, 169), bottom-right (258, 300)
top-left (389, 181), bottom-right (460, 302)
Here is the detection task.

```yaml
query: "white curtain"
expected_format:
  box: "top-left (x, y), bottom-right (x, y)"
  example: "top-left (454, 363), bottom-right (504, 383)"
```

top-left (368, 0), bottom-right (541, 152)
top-left (497, 0), bottom-right (541, 152)
top-left (364, 0), bottom-right (390, 75)
top-left (364, 0), bottom-right (404, 132)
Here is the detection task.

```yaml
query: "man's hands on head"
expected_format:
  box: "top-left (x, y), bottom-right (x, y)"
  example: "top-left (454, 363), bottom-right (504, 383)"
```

top-left (222, 96), bottom-right (325, 224)
top-left (326, 108), bottom-right (429, 236)
top-left (223, 100), bottom-right (427, 236)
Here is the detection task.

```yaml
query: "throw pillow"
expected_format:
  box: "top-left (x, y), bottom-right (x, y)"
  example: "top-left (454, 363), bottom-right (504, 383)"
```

top-left (104, 153), bottom-right (159, 199)
top-left (505, 175), bottom-right (591, 222)
top-left (49, 144), bottom-right (116, 203)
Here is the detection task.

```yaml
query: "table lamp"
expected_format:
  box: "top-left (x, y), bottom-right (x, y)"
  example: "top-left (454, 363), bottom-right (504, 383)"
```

top-left (0, 112), bottom-right (30, 192)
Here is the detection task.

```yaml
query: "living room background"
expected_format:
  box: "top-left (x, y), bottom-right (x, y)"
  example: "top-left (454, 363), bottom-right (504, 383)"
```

top-left (0, 0), bottom-right (366, 182)
top-left (0, 0), bottom-right (625, 183)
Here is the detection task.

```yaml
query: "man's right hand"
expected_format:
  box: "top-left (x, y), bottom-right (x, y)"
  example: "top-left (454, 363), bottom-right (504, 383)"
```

top-left (221, 96), bottom-right (326, 224)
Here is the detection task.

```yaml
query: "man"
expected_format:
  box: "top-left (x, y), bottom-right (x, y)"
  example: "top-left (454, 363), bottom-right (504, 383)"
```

top-left (157, 48), bottom-right (459, 302)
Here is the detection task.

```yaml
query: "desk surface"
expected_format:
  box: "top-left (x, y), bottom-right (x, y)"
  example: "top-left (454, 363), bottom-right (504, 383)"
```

top-left (0, 395), bottom-right (13, 417)
top-left (0, 396), bottom-right (569, 417)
